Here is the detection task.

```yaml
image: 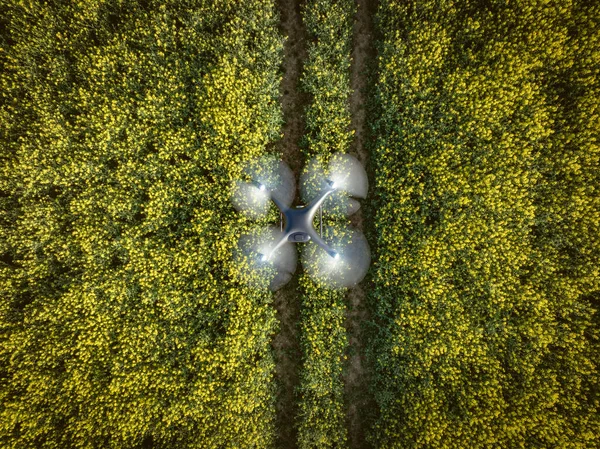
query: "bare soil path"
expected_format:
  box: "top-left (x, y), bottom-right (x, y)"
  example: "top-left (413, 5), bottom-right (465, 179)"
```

top-left (345, 0), bottom-right (378, 447)
top-left (272, 0), bottom-right (309, 447)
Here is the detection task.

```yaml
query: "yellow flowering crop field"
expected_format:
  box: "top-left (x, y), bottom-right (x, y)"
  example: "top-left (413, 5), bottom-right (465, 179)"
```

top-left (0, 0), bottom-right (598, 448)
top-left (295, 1), bottom-right (355, 448)
top-left (367, 0), bottom-right (599, 448)
top-left (1, 1), bottom-right (283, 447)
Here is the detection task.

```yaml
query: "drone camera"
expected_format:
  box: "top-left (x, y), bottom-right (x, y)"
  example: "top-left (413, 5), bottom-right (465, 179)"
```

top-left (289, 232), bottom-right (311, 243)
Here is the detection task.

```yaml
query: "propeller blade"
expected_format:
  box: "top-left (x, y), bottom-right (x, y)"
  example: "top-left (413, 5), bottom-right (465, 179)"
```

top-left (300, 155), bottom-right (364, 216)
top-left (300, 156), bottom-right (328, 205)
top-left (328, 153), bottom-right (368, 199)
top-left (234, 226), bottom-right (297, 291)
top-left (269, 271), bottom-right (293, 292)
top-left (272, 160), bottom-right (296, 208)
top-left (346, 197), bottom-right (361, 215)
top-left (231, 180), bottom-right (270, 219)
top-left (244, 155), bottom-right (296, 208)
top-left (319, 191), bottom-right (361, 217)
top-left (301, 225), bottom-right (370, 288)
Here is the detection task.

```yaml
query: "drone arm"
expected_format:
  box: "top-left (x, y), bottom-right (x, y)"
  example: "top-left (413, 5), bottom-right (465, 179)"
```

top-left (307, 227), bottom-right (337, 258)
top-left (306, 187), bottom-right (335, 218)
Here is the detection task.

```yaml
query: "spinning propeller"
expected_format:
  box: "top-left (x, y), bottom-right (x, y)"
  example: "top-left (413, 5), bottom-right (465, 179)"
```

top-left (300, 153), bottom-right (368, 217)
top-left (301, 225), bottom-right (371, 288)
top-left (234, 226), bottom-right (297, 291)
top-left (231, 155), bottom-right (295, 219)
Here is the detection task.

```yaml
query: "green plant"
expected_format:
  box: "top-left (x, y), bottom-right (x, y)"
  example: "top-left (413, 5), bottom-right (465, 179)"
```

top-left (296, 0), bottom-right (355, 447)
top-left (0, 1), bottom-right (283, 447)
top-left (367, 0), bottom-right (599, 447)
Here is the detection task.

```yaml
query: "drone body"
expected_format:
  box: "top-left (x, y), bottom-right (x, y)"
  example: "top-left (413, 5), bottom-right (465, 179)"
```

top-left (259, 179), bottom-right (338, 261)
top-left (232, 153), bottom-right (370, 290)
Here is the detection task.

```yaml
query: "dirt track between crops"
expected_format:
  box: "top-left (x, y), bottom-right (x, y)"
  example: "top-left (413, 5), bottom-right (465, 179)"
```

top-left (346, 0), bottom-right (378, 447)
top-left (272, 0), bottom-right (308, 447)
top-left (273, 0), bottom-right (377, 447)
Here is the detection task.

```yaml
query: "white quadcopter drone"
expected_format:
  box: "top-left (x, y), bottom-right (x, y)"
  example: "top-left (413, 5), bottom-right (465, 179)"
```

top-left (231, 153), bottom-right (370, 290)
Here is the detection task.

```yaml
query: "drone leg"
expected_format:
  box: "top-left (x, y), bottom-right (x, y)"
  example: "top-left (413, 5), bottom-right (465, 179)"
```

top-left (320, 205), bottom-right (322, 238)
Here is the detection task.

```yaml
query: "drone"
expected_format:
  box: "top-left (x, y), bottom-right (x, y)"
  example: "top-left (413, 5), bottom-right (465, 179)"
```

top-left (231, 153), bottom-right (370, 290)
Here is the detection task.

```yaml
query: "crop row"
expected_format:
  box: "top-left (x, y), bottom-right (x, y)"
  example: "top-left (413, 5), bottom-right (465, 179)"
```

top-left (0, 1), bottom-right (283, 448)
top-left (367, 0), bottom-right (599, 447)
top-left (296, 0), bottom-right (356, 447)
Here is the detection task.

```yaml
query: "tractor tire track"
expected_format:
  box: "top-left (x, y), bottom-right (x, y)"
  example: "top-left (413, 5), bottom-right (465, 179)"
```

top-left (272, 0), bottom-right (309, 447)
top-left (345, 0), bottom-right (379, 447)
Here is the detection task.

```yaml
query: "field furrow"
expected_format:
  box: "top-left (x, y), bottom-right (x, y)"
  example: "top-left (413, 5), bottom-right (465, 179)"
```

top-left (345, 1), bottom-right (379, 447)
top-left (272, 0), bottom-right (310, 447)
